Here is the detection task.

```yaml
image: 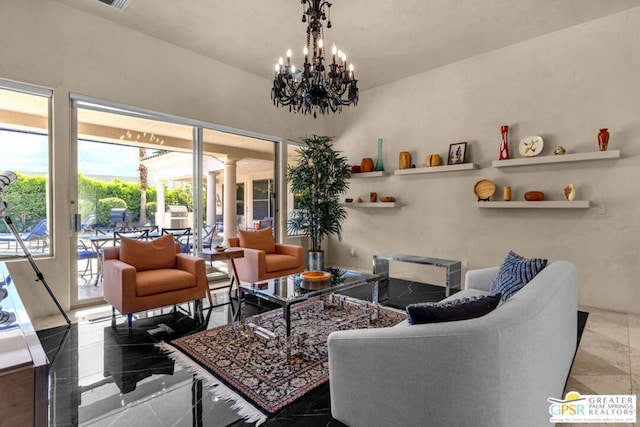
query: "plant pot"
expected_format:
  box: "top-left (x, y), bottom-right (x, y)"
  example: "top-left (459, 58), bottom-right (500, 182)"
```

top-left (307, 250), bottom-right (325, 271)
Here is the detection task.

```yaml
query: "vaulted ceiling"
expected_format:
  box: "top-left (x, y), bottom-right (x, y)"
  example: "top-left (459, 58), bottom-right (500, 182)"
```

top-left (55, 0), bottom-right (640, 91)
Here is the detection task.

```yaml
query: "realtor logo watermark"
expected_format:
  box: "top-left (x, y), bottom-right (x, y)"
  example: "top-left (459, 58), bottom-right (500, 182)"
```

top-left (549, 391), bottom-right (636, 423)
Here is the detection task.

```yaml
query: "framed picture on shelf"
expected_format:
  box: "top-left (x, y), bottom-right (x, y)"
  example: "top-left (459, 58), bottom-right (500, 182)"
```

top-left (448, 142), bottom-right (467, 165)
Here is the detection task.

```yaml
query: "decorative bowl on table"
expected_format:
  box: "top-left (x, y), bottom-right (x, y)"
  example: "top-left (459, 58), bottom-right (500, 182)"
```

top-left (300, 270), bottom-right (332, 290)
top-left (214, 246), bottom-right (226, 252)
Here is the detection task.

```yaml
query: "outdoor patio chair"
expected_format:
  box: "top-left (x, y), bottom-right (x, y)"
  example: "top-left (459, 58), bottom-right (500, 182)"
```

top-left (80, 214), bottom-right (96, 233)
top-left (161, 227), bottom-right (191, 253)
top-left (113, 229), bottom-right (150, 245)
top-left (188, 225), bottom-right (222, 252)
top-left (0, 218), bottom-right (48, 252)
top-left (258, 218), bottom-right (273, 230)
top-left (77, 239), bottom-right (98, 281)
top-left (133, 225), bottom-right (159, 234)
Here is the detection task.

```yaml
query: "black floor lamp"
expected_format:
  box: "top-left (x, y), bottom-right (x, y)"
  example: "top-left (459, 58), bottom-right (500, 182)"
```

top-left (0, 171), bottom-right (71, 325)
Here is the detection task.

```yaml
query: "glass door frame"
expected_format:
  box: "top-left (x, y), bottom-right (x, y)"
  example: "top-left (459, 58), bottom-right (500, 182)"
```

top-left (69, 94), bottom-right (281, 309)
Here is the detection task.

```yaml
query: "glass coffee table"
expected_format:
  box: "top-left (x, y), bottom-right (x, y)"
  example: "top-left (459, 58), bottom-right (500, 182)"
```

top-left (236, 268), bottom-right (382, 339)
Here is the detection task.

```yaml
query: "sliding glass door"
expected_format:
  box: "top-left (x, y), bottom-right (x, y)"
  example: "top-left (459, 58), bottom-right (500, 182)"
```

top-left (74, 106), bottom-right (195, 303)
top-left (71, 99), bottom-right (278, 305)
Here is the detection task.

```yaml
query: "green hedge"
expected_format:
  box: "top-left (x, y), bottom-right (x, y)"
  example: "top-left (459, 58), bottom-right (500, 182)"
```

top-left (0, 173), bottom-right (196, 232)
top-left (0, 173), bottom-right (46, 232)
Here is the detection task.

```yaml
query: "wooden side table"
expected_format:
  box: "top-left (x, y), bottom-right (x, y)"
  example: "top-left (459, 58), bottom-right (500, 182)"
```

top-left (198, 249), bottom-right (244, 307)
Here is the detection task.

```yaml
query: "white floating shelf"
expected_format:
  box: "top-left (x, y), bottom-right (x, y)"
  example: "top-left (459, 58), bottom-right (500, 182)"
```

top-left (492, 150), bottom-right (620, 168)
top-left (394, 163), bottom-right (479, 175)
top-left (351, 171), bottom-right (388, 178)
top-left (473, 201), bottom-right (590, 209)
top-left (343, 202), bottom-right (396, 208)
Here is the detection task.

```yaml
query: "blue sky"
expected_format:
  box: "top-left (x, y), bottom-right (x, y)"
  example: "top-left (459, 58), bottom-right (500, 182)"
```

top-left (0, 129), bottom-right (139, 178)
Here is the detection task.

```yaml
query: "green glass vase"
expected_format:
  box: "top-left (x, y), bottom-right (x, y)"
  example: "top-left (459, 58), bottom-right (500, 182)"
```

top-left (375, 138), bottom-right (384, 171)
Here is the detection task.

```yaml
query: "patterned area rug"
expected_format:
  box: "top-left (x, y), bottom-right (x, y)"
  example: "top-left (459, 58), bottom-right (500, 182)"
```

top-left (159, 295), bottom-right (405, 424)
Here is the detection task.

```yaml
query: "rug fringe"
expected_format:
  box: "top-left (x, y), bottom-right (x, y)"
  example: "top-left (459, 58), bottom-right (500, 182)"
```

top-left (156, 342), bottom-right (268, 425)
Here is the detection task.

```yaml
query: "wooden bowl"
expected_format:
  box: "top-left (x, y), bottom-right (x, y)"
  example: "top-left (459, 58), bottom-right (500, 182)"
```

top-left (215, 246), bottom-right (226, 252)
top-left (300, 271), bottom-right (332, 289)
top-left (380, 196), bottom-right (395, 202)
top-left (301, 271), bottom-right (331, 282)
top-left (524, 191), bottom-right (545, 201)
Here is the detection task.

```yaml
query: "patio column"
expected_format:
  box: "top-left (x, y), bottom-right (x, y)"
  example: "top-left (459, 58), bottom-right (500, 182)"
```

top-left (206, 171), bottom-right (219, 228)
top-left (223, 157), bottom-right (239, 245)
top-left (156, 181), bottom-right (165, 231)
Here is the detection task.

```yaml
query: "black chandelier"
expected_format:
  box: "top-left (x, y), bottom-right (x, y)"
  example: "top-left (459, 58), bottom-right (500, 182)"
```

top-left (271, 0), bottom-right (359, 118)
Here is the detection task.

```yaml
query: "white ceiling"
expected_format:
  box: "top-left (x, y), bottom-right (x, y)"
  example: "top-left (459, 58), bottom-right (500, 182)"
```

top-left (55, 0), bottom-right (640, 90)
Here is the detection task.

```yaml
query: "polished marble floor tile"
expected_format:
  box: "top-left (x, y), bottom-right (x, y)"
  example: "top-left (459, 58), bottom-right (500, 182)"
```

top-left (36, 288), bottom-right (636, 426)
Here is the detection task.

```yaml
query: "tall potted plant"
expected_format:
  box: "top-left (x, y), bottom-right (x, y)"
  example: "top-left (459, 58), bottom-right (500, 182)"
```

top-left (287, 135), bottom-right (351, 270)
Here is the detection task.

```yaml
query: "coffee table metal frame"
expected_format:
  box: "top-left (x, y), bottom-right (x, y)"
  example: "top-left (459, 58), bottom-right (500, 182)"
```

top-left (236, 269), bottom-right (382, 338)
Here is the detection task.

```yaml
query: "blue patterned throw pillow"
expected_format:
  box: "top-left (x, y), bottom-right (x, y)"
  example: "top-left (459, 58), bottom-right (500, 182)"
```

top-left (406, 293), bottom-right (502, 325)
top-left (490, 251), bottom-right (547, 301)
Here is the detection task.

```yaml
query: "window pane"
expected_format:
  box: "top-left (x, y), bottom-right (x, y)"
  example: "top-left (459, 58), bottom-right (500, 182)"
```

top-left (252, 179), bottom-right (272, 222)
top-left (0, 87), bottom-right (51, 257)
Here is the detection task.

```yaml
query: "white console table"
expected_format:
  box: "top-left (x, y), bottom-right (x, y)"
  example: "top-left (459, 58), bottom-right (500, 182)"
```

top-left (373, 253), bottom-right (462, 299)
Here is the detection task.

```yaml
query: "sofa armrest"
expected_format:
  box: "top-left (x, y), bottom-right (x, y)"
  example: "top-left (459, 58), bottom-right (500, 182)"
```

top-left (102, 259), bottom-right (137, 313)
top-left (464, 266), bottom-right (499, 291)
top-left (274, 243), bottom-right (304, 261)
top-left (176, 254), bottom-right (207, 290)
top-left (233, 247), bottom-right (266, 283)
top-left (328, 322), bottom-right (501, 427)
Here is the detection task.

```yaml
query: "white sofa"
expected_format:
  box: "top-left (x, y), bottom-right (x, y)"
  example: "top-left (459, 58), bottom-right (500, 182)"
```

top-left (328, 260), bottom-right (578, 427)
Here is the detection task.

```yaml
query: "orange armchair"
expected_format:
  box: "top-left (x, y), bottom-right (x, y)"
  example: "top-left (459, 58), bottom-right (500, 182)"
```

top-left (228, 227), bottom-right (304, 283)
top-left (103, 234), bottom-right (207, 329)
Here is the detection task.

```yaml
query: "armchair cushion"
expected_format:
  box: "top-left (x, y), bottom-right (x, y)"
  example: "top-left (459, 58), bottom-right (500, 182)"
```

top-left (265, 254), bottom-right (301, 273)
top-left (119, 234), bottom-right (176, 271)
top-left (238, 227), bottom-right (276, 254)
top-left (136, 269), bottom-right (197, 297)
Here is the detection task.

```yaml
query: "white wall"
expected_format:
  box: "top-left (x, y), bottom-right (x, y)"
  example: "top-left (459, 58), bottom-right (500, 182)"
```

top-left (0, 0), bottom-right (324, 320)
top-left (329, 7), bottom-right (640, 313)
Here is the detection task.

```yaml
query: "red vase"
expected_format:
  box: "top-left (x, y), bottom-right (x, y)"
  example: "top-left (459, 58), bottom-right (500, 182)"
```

top-left (499, 125), bottom-right (509, 160)
top-left (598, 128), bottom-right (609, 151)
